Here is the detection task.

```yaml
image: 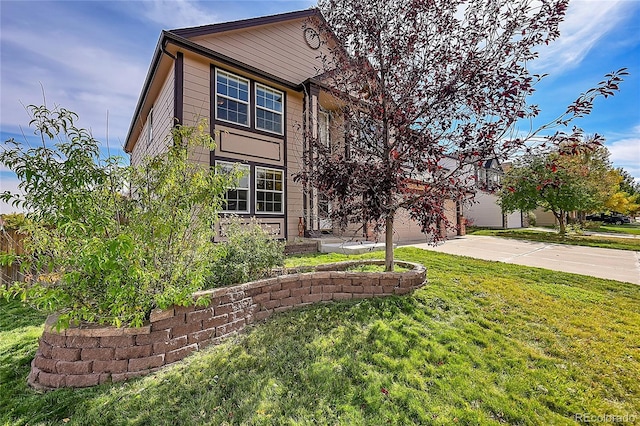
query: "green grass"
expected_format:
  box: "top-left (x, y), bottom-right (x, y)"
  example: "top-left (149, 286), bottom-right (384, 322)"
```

top-left (596, 223), bottom-right (640, 235)
top-left (2, 248), bottom-right (639, 425)
top-left (346, 264), bottom-right (410, 273)
top-left (469, 228), bottom-right (640, 251)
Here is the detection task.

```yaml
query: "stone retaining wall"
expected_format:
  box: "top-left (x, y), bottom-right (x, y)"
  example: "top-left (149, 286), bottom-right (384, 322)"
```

top-left (29, 260), bottom-right (426, 390)
top-left (283, 241), bottom-right (318, 255)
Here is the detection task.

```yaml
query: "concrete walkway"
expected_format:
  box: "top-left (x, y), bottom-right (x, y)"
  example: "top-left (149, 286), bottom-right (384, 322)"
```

top-left (407, 235), bottom-right (640, 285)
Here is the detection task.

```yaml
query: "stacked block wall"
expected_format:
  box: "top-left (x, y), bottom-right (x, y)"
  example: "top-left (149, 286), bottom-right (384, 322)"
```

top-left (29, 260), bottom-right (426, 389)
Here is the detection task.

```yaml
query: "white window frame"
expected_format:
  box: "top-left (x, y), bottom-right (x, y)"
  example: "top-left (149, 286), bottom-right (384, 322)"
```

top-left (215, 69), bottom-right (250, 127)
top-left (255, 83), bottom-right (284, 135)
top-left (318, 110), bottom-right (330, 151)
top-left (146, 107), bottom-right (153, 147)
top-left (216, 161), bottom-right (250, 214)
top-left (255, 166), bottom-right (284, 215)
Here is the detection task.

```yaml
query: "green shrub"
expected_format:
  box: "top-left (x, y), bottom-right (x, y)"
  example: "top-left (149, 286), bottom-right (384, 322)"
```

top-left (208, 218), bottom-right (284, 287)
top-left (0, 105), bottom-right (238, 327)
top-left (526, 211), bottom-right (537, 227)
top-left (0, 213), bottom-right (27, 231)
top-left (565, 223), bottom-right (584, 235)
top-left (582, 220), bottom-right (602, 230)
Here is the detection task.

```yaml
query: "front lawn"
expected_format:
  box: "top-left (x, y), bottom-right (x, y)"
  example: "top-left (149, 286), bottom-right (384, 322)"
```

top-left (469, 228), bottom-right (640, 251)
top-left (596, 223), bottom-right (640, 235)
top-left (2, 247), bottom-right (639, 425)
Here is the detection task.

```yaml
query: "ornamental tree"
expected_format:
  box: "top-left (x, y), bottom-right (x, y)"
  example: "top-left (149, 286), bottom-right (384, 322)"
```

top-left (499, 134), bottom-right (619, 234)
top-left (605, 168), bottom-right (640, 216)
top-left (0, 105), bottom-right (238, 327)
top-left (297, 0), bottom-right (626, 270)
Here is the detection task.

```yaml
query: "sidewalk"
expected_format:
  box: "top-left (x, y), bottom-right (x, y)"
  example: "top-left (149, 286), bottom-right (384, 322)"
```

top-left (407, 235), bottom-right (640, 285)
top-left (529, 227), bottom-right (639, 240)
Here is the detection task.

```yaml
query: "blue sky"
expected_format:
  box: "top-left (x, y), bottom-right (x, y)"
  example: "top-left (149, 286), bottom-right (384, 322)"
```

top-left (1, 0), bottom-right (639, 214)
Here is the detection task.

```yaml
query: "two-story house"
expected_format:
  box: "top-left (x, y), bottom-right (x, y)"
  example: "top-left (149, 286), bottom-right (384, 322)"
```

top-left (464, 159), bottom-right (524, 229)
top-left (124, 9), bottom-right (458, 243)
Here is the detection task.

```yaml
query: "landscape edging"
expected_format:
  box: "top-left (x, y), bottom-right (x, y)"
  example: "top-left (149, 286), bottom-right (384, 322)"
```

top-left (28, 260), bottom-right (426, 390)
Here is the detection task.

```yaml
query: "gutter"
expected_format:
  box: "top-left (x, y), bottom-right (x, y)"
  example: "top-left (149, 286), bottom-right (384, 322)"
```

top-left (124, 30), bottom-right (302, 154)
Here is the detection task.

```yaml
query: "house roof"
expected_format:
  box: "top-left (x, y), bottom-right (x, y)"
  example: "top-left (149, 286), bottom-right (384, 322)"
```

top-left (170, 9), bottom-right (319, 38)
top-left (124, 8), bottom-right (324, 153)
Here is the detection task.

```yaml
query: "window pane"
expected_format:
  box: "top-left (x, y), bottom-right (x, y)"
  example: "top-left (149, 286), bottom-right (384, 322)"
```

top-left (256, 85), bottom-right (283, 112)
top-left (256, 85), bottom-right (283, 134)
top-left (255, 167), bottom-right (284, 214)
top-left (216, 71), bottom-right (249, 126)
top-left (217, 98), bottom-right (248, 126)
top-left (239, 87), bottom-right (249, 102)
top-left (256, 107), bottom-right (282, 133)
top-left (217, 160), bottom-right (250, 212)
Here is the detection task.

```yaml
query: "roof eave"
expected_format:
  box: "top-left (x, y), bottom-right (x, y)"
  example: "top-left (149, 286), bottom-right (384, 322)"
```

top-left (171, 8), bottom-right (320, 38)
top-left (123, 32), bottom-right (171, 153)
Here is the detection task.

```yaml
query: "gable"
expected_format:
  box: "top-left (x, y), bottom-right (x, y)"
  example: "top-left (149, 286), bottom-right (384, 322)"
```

top-left (182, 17), bottom-right (330, 86)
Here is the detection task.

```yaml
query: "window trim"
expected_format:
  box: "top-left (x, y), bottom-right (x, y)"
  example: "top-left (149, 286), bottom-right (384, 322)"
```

top-left (215, 69), bottom-right (250, 128)
top-left (255, 166), bottom-right (285, 215)
top-left (318, 109), bottom-right (330, 152)
top-left (216, 160), bottom-right (251, 214)
top-left (254, 83), bottom-right (284, 135)
top-left (146, 107), bottom-right (153, 147)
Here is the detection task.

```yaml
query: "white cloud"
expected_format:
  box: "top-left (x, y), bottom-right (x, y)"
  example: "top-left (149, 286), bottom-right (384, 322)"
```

top-left (531, 0), bottom-right (633, 73)
top-left (606, 125), bottom-right (640, 181)
top-left (608, 138), bottom-right (640, 165)
top-left (0, 26), bottom-right (147, 149)
top-left (0, 175), bottom-right (24, 215)
top-left (141, 0), bottom-right (219, 28)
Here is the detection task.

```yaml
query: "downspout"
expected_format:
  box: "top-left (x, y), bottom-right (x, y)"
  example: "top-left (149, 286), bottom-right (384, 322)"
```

top-left (161, 39), bottom-right (177, 61)
top-left (161, 39), bottom-right (184, 128)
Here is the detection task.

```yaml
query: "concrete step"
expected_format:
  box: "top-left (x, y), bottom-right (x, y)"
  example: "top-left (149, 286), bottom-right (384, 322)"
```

top-left (319, 240), bottom-right (396, 255)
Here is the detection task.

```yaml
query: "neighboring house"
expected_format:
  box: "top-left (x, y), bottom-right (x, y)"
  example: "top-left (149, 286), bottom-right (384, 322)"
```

top-left (124, 9), bottom-right (458, 243)
top-left (465, 159), bottom-right (524, 229)
top-left (530, 207), bottom-right (558, 227)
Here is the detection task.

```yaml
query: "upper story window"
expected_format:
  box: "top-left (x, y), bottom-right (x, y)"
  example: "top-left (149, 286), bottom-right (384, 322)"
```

top-left (478, 166), bottom-right (502, 189)
top-left (216, 70), bottom-right (249, 126)
top-left (255, 84), bottom-right (283, 134)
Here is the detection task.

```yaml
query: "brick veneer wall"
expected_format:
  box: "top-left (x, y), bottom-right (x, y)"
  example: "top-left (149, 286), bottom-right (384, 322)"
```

top-left (28, 260), bottom-right (426, 390)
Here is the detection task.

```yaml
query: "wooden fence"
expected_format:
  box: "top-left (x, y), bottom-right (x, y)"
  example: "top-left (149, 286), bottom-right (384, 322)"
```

top-left (1, 229), bottom-right (26, 288)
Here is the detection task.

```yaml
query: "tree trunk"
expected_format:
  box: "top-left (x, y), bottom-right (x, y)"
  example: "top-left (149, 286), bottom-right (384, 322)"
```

top-left (555, 210), bottom-right (566, 235)
top-left (385, 215), bottom-right (394, 272)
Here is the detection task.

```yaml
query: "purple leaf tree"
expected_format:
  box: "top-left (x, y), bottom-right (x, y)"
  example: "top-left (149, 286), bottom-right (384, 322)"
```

top-left (296, 0), bottom-right (626, 270)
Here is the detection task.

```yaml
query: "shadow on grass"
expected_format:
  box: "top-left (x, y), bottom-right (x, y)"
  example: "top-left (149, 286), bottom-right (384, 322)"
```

top-left (2, 248), bottom-right (640, 425)
top-left (0, 299), bottom-right (47, 332)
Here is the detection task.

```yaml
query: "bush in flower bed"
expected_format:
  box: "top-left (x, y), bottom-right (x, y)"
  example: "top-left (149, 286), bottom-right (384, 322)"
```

top-left (0, 105), bottom-right (282, 328)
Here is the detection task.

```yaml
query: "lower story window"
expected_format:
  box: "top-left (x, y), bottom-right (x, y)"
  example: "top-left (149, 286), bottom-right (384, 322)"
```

top-left (256, 167), bottom-right (284, 213)
top-left (217, 161), bottom-right (250, 213)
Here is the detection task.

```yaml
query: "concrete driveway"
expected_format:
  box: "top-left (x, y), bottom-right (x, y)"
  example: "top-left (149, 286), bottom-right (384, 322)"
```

top-left (407, 235), bottom-right (640, 285)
